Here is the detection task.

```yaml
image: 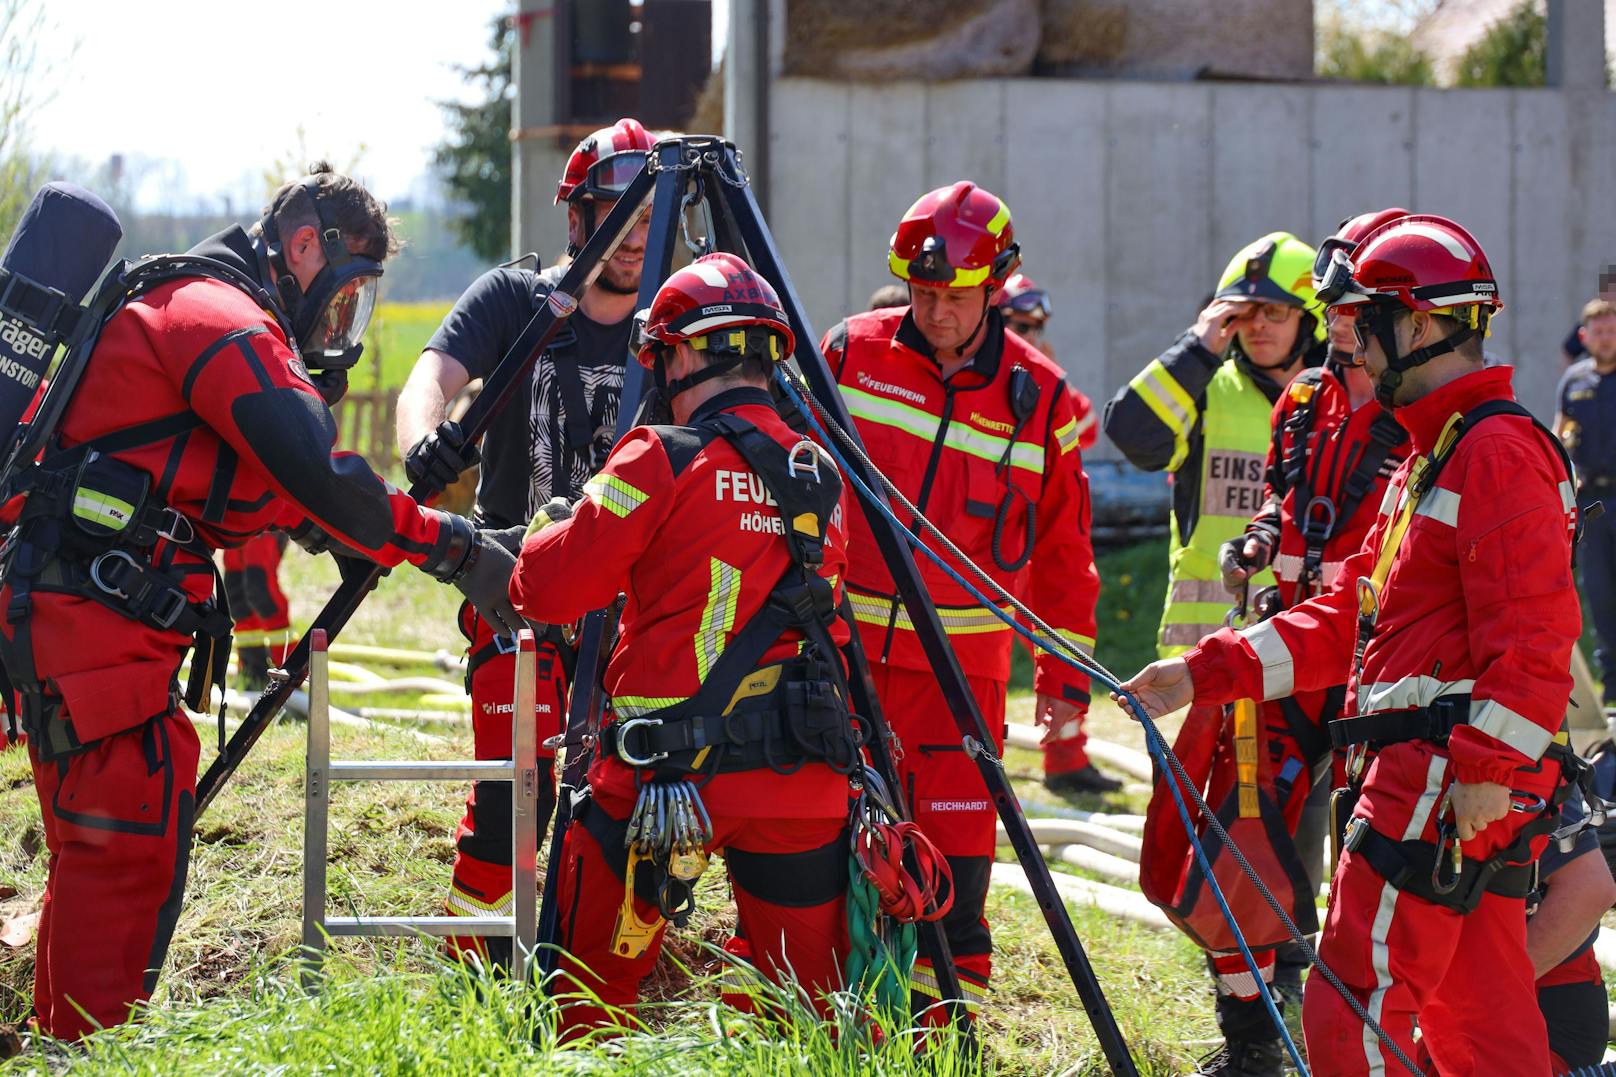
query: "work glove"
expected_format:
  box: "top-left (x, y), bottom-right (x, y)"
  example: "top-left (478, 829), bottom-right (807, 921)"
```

top-left (405, 420), bottom-right (482, 493)
top-left (1217, 530), bottom-right (1275, 594)
top-left (424, 517), bottom-right (525, 638)
top-left (526, 496), bottom-right (576, 538)
top-left (483, 523), bottom-right (527, 556)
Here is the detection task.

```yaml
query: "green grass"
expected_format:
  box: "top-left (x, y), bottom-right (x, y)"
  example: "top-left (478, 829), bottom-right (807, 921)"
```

top-left (0, 554), bottom-right (1222, 1075)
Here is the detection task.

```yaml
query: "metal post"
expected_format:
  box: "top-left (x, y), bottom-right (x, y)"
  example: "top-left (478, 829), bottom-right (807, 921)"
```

top-left (512, 629), bottom-right (540, 978)
top-left (300, 629), bottom-right (331, 988)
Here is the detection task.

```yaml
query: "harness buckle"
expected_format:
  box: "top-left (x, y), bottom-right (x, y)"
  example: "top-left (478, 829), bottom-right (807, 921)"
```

top-left (1302, 496), bottom-right (1338, 543)
top-left (149, 587), bottom-right (189, 630)
top-left (787, 439), bottom-right (822, 483)
top-left (1355, 575), bottom-right (1380, 624)
top-left (157, 509), bottom-right (195, 546)
top-left (492, 632), bottom-right (519, 656)
top-left (615, 717), bottom-right (669, 767)
top-left (89, 549), bottom-right (140, 600)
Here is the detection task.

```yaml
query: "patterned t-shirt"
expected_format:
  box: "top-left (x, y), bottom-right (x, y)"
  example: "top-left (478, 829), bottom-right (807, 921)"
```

top-left (426, 266), bottom-right (631, 528)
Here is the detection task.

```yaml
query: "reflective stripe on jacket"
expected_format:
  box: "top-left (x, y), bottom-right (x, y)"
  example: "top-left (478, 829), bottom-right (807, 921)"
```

top-left (824, 306), bottom-right (1098, 704)
top-left (1187, 365), bottom-right (1580, 795)
top-left (1105, 330), bottom-right (1282, 657)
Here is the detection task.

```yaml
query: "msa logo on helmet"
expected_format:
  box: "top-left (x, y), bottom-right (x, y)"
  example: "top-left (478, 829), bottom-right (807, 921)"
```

top-left (702, 304), bottom-right (733, 316)
top-left (0, 317), bottom-right (49, 364)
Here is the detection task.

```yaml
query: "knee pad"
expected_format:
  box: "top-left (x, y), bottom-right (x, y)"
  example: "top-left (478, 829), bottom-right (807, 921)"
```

top-left (726, 834), bottom-right (848, 908)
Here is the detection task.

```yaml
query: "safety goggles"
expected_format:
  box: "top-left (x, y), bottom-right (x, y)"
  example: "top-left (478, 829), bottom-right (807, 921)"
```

top-left (1003, 290), bottom-right (1052, 317)
top-left (1313, 243), bottom-right (1361, 306)
top-left (297, 266), bottom-right (380, 370)
top-left (1229, 300), bottom-right (1300, 324)
top-left (576, 150), bottom-right (650, 202)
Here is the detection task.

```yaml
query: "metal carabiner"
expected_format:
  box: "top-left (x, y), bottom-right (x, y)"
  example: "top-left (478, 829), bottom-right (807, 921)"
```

top-left (1356, 576), bottom-right (1381, 624)
top-left (1431, 822), bottom-right (1464, 896)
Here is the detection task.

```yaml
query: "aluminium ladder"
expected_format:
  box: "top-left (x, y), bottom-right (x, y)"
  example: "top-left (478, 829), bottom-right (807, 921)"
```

top-left (301, 626), bottom-right (540, 982)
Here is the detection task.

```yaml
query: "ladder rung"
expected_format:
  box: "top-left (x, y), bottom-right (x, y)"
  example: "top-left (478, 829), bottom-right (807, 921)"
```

top-left (323, 915), bottom-right (516, 938)
top-left (327, 760), bottom-right (515, 782)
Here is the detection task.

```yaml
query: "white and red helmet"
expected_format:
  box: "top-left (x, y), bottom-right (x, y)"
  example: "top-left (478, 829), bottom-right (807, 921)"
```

top-left (635, 252), bottom-right (795, 369)
top-left (1317, 214), bottom-right (1501, 315)
top-left (1317, 214), bottom-right (1501, 406)
top-left (555, 118), bottom-right (654, 205)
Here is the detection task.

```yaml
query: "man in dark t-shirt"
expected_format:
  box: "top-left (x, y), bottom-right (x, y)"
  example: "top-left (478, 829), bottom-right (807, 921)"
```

top-left (395, 117), bottom-right (654, 968)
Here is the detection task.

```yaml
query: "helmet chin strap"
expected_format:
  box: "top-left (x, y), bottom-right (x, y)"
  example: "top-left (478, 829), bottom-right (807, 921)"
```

top-left (655, 348), bottom-right (745, 400)
top-left (1368, 307), bottom-right (1474, 409)
top-left (937, 295), bottom-right (995, 365)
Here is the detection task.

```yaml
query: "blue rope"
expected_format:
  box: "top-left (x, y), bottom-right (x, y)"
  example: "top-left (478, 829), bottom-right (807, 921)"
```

top-left (775, 370), bottom-right (1321, 1071)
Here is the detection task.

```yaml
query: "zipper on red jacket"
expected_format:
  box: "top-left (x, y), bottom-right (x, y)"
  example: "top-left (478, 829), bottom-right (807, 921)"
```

top-left (880, 384), bottom-right (960, 662)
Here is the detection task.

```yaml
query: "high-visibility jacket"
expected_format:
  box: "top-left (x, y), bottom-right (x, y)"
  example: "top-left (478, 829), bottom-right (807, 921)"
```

top-left (1105, 331), bottom-right (1298, 657)
top-left (1187, 365), bottom-right (1580, 803)
top-left (823, 307), bottom-right (1098, 705)
top-left (509, 386), bottom-right (853, 819)
top-left (1250, 365), bottom-right (1407, 609)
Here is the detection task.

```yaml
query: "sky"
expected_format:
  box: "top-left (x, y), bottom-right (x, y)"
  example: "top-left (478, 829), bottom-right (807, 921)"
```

top-left (21, 0), bottom-right (729, 215)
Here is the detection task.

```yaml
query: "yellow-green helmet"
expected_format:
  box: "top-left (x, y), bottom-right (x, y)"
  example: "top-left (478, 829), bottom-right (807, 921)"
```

top-left (1214, 231), bottom-right (1326, 344)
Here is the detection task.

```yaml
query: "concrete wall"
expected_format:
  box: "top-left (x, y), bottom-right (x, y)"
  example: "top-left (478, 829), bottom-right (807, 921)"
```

top-left (766, 77), bottom-right (1616, 448)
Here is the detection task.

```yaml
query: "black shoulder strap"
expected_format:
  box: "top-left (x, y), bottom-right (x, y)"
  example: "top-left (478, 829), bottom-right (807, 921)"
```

top-left (646, 422), bottom-right (723, 478)
top-left (9, 256), bottom-right (282, 487)
top-left (1425, 399), bottom-right (1581, 552)
top-left (1278, 368), bottom-right (1327, 497)
top-left (1332, 409), bottom-right (1408, 540)
top-left (634, 412), bottom-right (844, 723)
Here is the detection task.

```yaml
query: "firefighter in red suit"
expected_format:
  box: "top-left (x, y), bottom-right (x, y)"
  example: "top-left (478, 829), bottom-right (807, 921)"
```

top-left (395, 119), bottom-right (655, 965)
top-left (510, 253), bottom-right (857, 1035)
top-left (1124, 215), bottom-right (1582, 1076)
top-left (0, 167), bottom-right (523, 1039)
top-left (220, 531), bottom-right (292, 690)
top-left (822, 182), bottom-right (1101, 1016)
top-left (1179, 209), bottom-right (1412, 1076)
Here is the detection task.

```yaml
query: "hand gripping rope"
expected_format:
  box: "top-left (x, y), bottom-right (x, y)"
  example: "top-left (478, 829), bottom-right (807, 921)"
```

top-left (774, 367), bottom-right (1428, 1077)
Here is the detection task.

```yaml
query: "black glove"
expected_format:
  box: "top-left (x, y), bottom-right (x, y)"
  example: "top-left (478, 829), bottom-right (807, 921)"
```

top-left (309, 368), bottom-right (349, 406)
top-left (405, 420), bottom-right (482, 493)
top-left (423, 516), bottom-right (524, 637)
top-left (1217, 529), bottom-right (1275, 594)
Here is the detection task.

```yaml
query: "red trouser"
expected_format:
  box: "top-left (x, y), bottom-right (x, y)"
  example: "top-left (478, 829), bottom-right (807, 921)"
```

top-left (1301, 749), bottom-right (1552, 1077)
top-left (29, 708), bottom-right (198, 1038)
top-left (1040, 713), bottom-right (1089, 775)
top-left (872, 663), bottom-right (1005, 1015)
top-left (221, 532), bottom-right (291, 656)
top-left (552, 782), bottom-right (848, 1036)
top-left (444, 605), bottom-right (567, 957)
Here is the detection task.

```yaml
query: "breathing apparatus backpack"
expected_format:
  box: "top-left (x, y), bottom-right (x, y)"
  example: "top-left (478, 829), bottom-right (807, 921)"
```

top-left (0, 185), bottom-right (294, 754)
top-left (0, 184), bottom-right (124, 476)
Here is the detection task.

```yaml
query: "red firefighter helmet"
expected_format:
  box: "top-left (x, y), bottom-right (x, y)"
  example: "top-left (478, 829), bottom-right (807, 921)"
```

top-left (1319, 214), bottom-right (1502, 315)
top-left (888, 182), bottom-right (1020, 289)
top-left (995, 273), bottom-right (1052, 318)
top-left (555, 118), bottom-right (654, 205)
top-left (1311, 207), bottom-right (1410, 291)
top-left (1318, 214), bottom-right (1502, 407)
top-left (634, 252), bottom-right (796, 368)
